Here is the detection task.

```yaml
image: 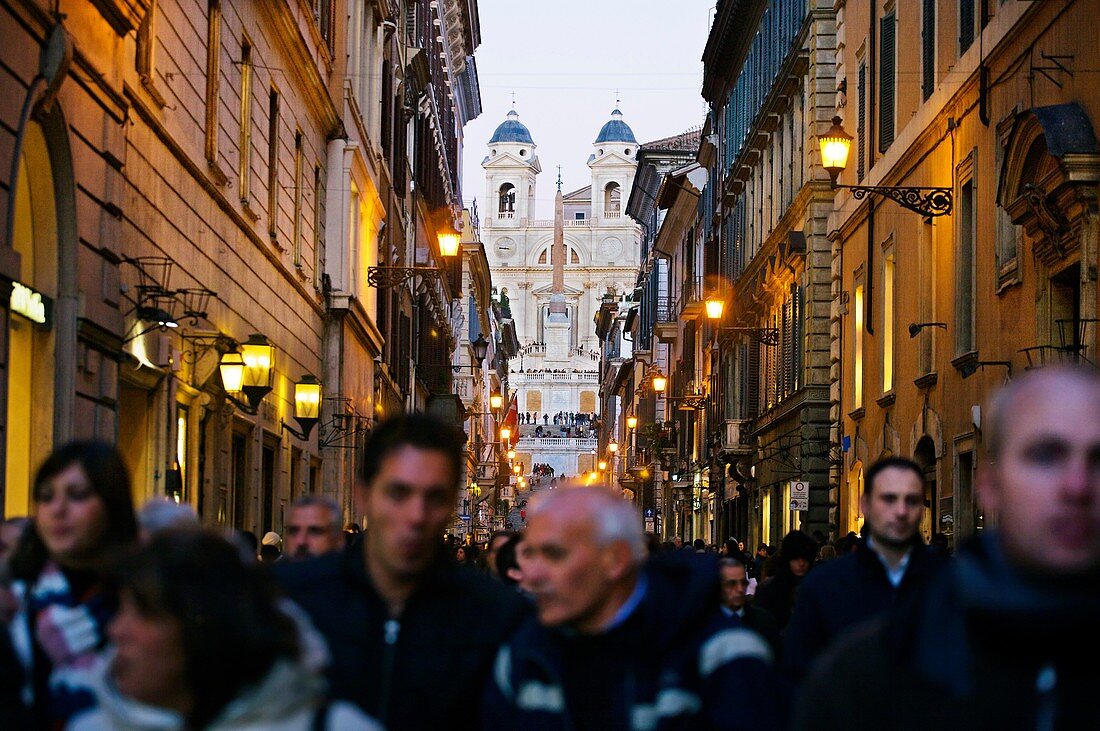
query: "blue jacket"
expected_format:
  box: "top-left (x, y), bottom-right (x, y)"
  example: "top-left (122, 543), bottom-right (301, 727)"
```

top-left (782, 538), bottom-right (945, 681)
top-left (483, 552), bottom-right (781, 730)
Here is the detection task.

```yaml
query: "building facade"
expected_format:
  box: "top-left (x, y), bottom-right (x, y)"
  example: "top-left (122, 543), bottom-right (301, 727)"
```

top-left (481, 108), bottom-right (643, 479)
top-left (1, 0), bottom-right (483, 537)
top-left (697, 0), bottom-right (837, 549)
top-left (831, 0), bottom-right (1100, 548)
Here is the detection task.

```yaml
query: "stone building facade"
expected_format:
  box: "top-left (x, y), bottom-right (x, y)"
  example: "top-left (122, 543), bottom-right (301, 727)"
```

top-left (481, 108), bottom-right (643, 478)
top-left (831, 0), bottom-right (1100, 547)
top-left (699, 0), bottom-right (838, 548)
top-left (0, 0), bottom-right (482, 536)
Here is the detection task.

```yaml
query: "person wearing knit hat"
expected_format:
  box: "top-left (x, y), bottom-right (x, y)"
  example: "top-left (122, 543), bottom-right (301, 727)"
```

top-left (752, 529), bottom-right (818, 631)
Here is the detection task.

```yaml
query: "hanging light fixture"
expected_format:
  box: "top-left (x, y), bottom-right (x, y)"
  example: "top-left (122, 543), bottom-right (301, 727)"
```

top-left (219, 350), bottom-right (245, 394)
top-left (239, 333), bottom-right (275, 410)
top-left (820, 116), bottom-right (853, 186)
top-left (282, 374), bottom-right (322, 440)
top-left (704, 295), bottom-right (725, 320)
top-left (437, 223), bottom-right (461, 258)
top-left (651, 370), bottom-right (668, 393)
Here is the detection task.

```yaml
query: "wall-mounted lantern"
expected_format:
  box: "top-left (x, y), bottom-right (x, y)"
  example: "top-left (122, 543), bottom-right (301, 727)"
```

top-left (282, 374), bottom-right (321, 440)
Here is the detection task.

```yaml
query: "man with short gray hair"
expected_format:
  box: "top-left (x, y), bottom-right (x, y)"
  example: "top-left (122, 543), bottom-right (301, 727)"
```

top-left (285, 494), bottom-right (343, 560)
top-left (484, 487), bottom-right (780, 729)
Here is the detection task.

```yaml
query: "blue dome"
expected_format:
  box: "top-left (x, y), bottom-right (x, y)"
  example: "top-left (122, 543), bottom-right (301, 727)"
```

top-left (594, 109), bottom-right (637, 144)
top-left (489, 110), bottom-right (534, 144)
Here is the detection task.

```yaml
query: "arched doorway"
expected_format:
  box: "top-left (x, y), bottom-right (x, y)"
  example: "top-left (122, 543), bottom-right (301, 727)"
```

top-left (5, 120), bottom-right (61, 516)
top-left (913, 436), bottom-right (937, 543)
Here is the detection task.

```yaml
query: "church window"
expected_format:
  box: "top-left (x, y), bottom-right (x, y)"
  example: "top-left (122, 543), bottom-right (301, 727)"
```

top-left (519, 149), bottom-right (527, 156)
top-left (538, 249), bottom-right (548, 264)
top-left (498, 183), bottom-right (516, 213)
top-left (625, 148), bottom-right (632, 155)
top-left (604, 182), bottom-right (621, 214)
top-left (598, 149), bottom-right (604, 155)
top-left (570, 249), bottom-right (580, 264)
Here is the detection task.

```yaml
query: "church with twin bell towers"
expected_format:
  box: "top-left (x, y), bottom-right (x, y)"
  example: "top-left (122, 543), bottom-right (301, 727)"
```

top-left (482, 107), bottom-right (643, 479)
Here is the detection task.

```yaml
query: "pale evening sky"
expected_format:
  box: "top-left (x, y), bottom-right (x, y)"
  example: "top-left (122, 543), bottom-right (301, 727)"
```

top-left (460, 0), bottom-right (716, 220)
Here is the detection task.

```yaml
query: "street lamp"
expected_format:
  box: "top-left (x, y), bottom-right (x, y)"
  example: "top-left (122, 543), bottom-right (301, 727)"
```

top-left (608, 441), bottom-right (619, 454)
top-left (240, 333), bottom-right (275, 409)
top-left (490, 393), bottom-right (503, 410)
top-left (598, 459), bottom-right (608, 471)
top-left (437, 225), bottom-right (461, 258)
top-left (219, 334), bottom-right (274, 413)
top-left (626, 415), bottom-right (638, 430)
top-left (471, 334), bottom-right (489, 363)
top-left (704, 295), bottom-right (725, 321)
top-left (821, 116), bottom-right (952, 217)
top-left (500, 425), bottom-right (512, 442)
top-left (282, 374), bottom-right (322, 440)
top-left (651, 370), bottom-right (668, 393)
top-left (506, 448), bottom-right (516, 461)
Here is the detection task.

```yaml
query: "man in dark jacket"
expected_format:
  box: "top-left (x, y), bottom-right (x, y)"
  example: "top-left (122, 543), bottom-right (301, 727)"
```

top-left (718, 557), bottom-right (782, 656)
top-left (783, 456), bottom-right (945, 681)
top-left (484, 487), bottom-right (780, 730)
top-left (794, 366), bottom-right (1100, 729)
top-left (276, 414), bottom-right (526, 730)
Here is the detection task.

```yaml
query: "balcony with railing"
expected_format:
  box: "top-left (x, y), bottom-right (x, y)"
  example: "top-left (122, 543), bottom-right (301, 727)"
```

top-left (679, 275), bottom-right (706, 318)
top-left (654, 294), bottom-right (677, 342)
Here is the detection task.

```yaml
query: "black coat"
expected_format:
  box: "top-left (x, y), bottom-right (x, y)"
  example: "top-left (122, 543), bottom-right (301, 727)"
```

top-left (793, 534), bottom-right (1100, 730)
top-left (274, 540), bottom-right (527, 730)
top-left (782, 538), bottom-right (945, 681)
top-left (722, 602), bottom-right (783, 658)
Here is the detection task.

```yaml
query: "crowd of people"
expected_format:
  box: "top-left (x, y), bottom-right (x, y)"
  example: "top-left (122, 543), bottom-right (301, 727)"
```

top-left (0, 365), bottom-right (1096, 729)
top-left (518, 411), bottom-right (597, 427)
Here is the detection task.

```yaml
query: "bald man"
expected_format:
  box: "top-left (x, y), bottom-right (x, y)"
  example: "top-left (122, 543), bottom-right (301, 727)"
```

top-left (795, 366), bottom-right (1100, 729)
top-left (484, 487), bottom-right (780, 730)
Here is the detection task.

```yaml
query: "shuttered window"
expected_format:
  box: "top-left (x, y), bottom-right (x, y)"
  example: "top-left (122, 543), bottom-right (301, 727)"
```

top-left (857, 62), bottom-right (866, 181)
top-left (879, 13), bottom-right (896, 153)
top-left (922, 0), bottom-right (936, 100)
top-left (960, 0), bottom-right (975, 53)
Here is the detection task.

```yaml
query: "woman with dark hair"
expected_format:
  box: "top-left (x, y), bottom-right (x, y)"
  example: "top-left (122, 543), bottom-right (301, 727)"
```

top-left (69, 530), bottom-right (378, 730)
top-left (752, 529), bottom-right (819, 631)
top-left (5, 441), bottom-right (138, 728)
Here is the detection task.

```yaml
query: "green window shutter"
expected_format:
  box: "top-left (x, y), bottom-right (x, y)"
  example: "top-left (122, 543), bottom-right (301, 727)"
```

top-left (922, 0), bottom-right (936, 100)
top-left (960, 0), bottom-right (975, 53)
top-left (879, 13), bottom-right (896, 153)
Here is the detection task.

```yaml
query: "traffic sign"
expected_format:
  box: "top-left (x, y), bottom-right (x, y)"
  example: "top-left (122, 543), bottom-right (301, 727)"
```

top-left (790, 480), bottom-right (810, 511)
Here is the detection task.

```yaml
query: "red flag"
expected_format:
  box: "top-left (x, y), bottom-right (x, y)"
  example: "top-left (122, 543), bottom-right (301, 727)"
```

top-left (503, 397), bottom-right (519, 436)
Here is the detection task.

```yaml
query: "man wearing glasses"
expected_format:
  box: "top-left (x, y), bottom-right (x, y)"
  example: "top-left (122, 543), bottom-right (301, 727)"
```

top-left (719, 558), bottom-right (781, 656)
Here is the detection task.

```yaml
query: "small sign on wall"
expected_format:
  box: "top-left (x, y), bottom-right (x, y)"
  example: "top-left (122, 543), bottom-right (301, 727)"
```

top-left (790, 480), bottom-right (810, 511)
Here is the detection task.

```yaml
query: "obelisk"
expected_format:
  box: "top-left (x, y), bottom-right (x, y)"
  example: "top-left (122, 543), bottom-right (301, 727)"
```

top-left (546, 168), bottom-right (570, 362)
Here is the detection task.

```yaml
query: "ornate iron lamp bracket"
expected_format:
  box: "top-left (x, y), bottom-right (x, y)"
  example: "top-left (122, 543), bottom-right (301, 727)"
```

top-left (668, 393), bottom-right (710, 410)
top-left (366, 266), bottom-right (442, 289)
top-left (719, 327), bottom-right (780, 346)
top-left (840, 185), bottom-right (953, 218)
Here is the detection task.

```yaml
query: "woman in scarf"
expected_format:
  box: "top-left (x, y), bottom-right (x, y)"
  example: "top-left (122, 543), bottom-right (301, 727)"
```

top-left (68, 530), bottom-right (378, 730)
top-left (5, 442), bottom-right (138, 728)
